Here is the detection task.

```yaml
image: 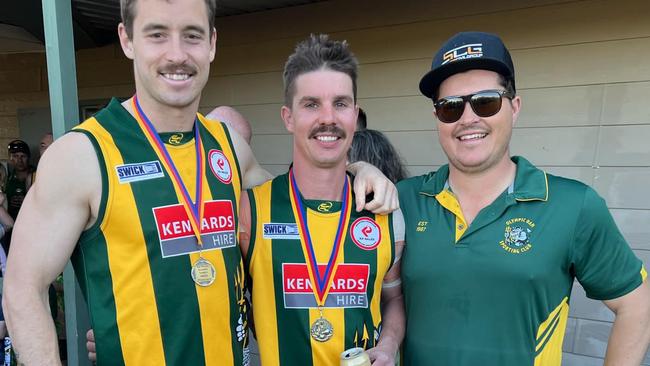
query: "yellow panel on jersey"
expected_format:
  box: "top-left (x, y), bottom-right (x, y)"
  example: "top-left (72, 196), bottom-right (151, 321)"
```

top-left (247, 173), bottom-right (394, 366)
top-left (84, 117), bottom-right (166, 365)
top-left (534, 297), bottom-right (569, 366)
top-left (247, 180), bottom-right (281, 365)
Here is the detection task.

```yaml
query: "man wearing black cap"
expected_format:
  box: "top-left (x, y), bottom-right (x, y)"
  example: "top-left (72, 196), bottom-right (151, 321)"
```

top-left (5, 140), bottom-right (33, 222)
top-left (397, 31), bottom-right (650, 365)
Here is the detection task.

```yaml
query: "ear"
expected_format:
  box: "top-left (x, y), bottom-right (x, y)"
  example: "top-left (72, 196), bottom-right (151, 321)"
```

top-left (281, 105), bottom-right (295, 133)
top-left (510, 95), bottom-right (522, 127)
top-left (118, 23), bottom-right (134, 60)
top-left (209, 28), bottom-right (217, 62)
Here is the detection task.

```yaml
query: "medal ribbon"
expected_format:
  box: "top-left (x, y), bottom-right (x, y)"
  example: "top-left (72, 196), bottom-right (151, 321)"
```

top-left (132, 95), bottom-right (206, 244)
top-left (288, 168), bottom-right (351, 305)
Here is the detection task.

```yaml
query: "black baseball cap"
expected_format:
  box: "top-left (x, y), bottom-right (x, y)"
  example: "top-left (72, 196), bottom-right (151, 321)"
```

top-left (8, 140), bottom-right (30, 157)
top-left (419, 31), bottom-right (515, 99)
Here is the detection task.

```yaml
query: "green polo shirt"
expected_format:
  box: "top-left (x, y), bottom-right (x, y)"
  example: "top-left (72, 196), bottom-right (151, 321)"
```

top-left (397, 156), bottom-right (645, 366)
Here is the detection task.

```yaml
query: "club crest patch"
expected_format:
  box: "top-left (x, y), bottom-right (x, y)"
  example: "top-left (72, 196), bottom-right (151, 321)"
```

top-left (115, 161), bottom-right (164, 184)
top-left (499, 217), bottom-right (535, 254)
top-left (350, 217), bottom-right (381, 251)
top-left (209, 149), bottom-right (232, 184)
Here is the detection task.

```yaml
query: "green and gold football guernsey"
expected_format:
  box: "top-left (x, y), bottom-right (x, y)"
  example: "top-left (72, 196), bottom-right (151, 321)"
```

top-left (72, 98), bottom-right (249, 366)
top-left (397, 156), bottom-right (646, 366)
top-left (246, 172), bottom-right (395, 366)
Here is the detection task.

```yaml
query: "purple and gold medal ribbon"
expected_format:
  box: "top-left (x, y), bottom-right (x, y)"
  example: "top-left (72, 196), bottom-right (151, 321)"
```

top-left (132, 95), bottom-right (206, 244)
top-left (288, 168), bottom-right (352, 305)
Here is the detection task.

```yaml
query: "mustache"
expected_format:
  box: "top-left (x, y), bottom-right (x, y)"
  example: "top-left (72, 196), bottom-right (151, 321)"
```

top-left (159, 64), bottom-right (197, 75)
top-left (308, 125), bottom-right (347, 139)
top-left (454, 125), bottom-right (490, 136)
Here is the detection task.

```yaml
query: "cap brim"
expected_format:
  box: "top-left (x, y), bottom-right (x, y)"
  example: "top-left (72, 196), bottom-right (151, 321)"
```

top-left (419, 58), bottom-right (513, 99)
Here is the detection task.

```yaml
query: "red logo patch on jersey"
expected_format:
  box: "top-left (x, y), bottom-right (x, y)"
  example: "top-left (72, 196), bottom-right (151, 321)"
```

top-left (282, 263), bottom-right (369, 309)
top-left (350, 217), bottom-right (381, 251)
top-left (153, 200), bottom-right (236, 258)
top-left (208, 149), bottom-right (233, 184)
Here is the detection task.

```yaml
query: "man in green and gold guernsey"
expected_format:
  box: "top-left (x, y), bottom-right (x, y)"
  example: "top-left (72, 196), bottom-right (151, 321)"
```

top-left (398, 31), bottom-right (650, 365)
top-left (1, 1), bottom-right (399, 365)
top-left (238, 35), bottom-right (405, 366)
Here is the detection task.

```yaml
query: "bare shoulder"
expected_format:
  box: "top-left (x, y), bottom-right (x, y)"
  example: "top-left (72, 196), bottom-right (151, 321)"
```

top-left (224, 123), bottom-right (253, 168)
top-left (33, 132), bottom-right (101, 222)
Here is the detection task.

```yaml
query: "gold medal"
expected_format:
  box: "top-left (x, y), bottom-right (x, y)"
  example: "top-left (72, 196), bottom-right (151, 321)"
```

top-left (191, 257), bottom-right (216, 287)
top-left (310, 316), bottom-right (334, 342)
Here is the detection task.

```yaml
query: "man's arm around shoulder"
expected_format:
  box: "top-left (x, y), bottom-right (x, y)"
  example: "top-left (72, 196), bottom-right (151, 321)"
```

top-left (2, 132), bottom-right (100, 365)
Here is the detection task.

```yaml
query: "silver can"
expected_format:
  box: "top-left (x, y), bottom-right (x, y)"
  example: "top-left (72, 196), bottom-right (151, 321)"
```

top-left (340, 347), bottom-right (371, 366)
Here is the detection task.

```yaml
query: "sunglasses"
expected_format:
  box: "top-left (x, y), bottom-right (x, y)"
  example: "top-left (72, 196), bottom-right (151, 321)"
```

top-left (434, 89), bottom-right (514, 123)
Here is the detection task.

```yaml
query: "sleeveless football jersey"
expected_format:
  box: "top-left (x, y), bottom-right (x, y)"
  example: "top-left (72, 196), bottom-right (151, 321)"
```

top-left (72, 98), bottom-right (249, 366)
top-left (246, 172), bottom-right (395, 366)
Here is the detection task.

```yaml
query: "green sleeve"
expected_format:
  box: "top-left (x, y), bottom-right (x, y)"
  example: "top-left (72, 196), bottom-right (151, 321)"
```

top-left (572, 186), bottom-right (644, 300)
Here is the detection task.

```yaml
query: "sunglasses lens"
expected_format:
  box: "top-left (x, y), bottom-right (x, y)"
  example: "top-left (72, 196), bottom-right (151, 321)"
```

top-left (470, 92), bottom-right (503, 118)
top-left (435, 97), bottom-right (464, 123)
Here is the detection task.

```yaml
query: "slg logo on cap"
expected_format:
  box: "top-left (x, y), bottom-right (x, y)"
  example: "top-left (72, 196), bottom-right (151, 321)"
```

top-left (442, 43), bottom-right (483, 65)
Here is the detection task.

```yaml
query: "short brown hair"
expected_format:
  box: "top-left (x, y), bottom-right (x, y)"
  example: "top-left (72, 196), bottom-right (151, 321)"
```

top-left (283, 34), bottom-right (358, 107)
top-left (120, 0), bottom-right (216, 38)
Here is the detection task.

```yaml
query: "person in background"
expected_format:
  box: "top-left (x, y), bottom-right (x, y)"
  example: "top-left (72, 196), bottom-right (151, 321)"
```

top-left (356, 107), bottom-right (367, 130)
top-left (39, 133), bottom-right (54, 161)
top-left (0, 162), bottom-right (8, 209)
top-left (5, 140), bottom-right (34, 222)
top-left (0, 178), bottom-right (11, 362)
top-left (349, 129), bottom-right (408, 184)
top-left (0, 193), bottom-right (13, 253)
top-left (206, 106), bottom-right (253, 144)
top-left (4, 140), bottom-right (34, 255)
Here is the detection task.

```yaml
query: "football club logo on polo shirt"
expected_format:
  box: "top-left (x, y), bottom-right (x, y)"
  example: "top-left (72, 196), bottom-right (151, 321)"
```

top-left (208, 149), bottom-right (232, 184)
top-left (350, 217), bottom-right (381, 251)
top-left (115, 161), bottom-right (164, 184)
top-left (499, 217), bottom-right (535, 254)
top-left (282, 263), bottom-right (369, 308)
top-left (153, 199), bottom-right (236, 258)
